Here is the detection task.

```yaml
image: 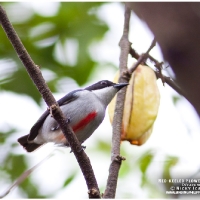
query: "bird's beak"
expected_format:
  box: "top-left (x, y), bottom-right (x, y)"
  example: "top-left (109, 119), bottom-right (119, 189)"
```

top-left (114, 82), bottom-right (129, 90)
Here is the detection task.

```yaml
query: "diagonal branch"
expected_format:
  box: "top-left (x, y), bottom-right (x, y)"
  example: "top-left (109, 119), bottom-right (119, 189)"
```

top-left (0, 153), bottom-right (53, 198)
top-left (129, 46), bottom-right (189, 101)
top-left (0, 5), bottom-right (100, 198)
top-left (129, 38), bottom-right (156, 74)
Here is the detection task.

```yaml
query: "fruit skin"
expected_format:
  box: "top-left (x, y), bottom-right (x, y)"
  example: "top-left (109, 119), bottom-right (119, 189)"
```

top-left (108, 65), bottom-right (160, 145)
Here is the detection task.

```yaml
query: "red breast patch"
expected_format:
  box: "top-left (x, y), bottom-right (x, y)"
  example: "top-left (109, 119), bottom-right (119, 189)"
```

top-left (72, 111), bottom-right (97, 132)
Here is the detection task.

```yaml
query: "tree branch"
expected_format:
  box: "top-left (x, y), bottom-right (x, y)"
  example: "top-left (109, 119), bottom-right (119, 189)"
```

top-left (103, 5), bottom-right (131, 198)
top-left (129, 38), bottom-right (156, 74)
top-left (129, 45), bottom-right (189, 101)
top-left (103, 10), bottom-right (157, 196)
top-left (0, 5), bottom-right (100, 198)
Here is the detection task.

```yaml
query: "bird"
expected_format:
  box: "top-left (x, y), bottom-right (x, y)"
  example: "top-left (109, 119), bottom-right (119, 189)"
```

top-left (18, 80), bottom-right (128, 152)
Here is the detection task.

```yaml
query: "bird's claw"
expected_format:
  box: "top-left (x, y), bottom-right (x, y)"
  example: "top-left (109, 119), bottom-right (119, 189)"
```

top-left (51, 117), bottom-right (70, 131)
top-left (70, 145), bottom-right (86, 153)
top-left (66, 117), bottom-right (71, 124)
top-left (51, 124), bottom-right (59, 131)
top-left (79, 145), bottom-right (86, 152)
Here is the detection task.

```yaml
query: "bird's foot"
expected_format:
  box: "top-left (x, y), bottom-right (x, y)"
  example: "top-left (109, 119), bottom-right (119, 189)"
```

top-left (70, 145), bottom-right (86, 153)
top-left (51, 124), bottom-right (59, 131)
top-left (66, 117), bottom-right (71, 124)
top-left (79, 145), bottom-right (86, 152)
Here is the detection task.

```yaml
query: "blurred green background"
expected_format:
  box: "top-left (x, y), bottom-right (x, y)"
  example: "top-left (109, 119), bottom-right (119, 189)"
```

top-left (1, 2), bottom-right (199, 199)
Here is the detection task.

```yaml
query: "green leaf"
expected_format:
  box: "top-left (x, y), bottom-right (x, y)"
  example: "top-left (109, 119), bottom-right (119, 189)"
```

top-left (172, 95), bottom-right (181, 105)
top-left (138, 151), bottom-right (154, 186)
top-left (139, 151), bottom-right (154, 174)
top-left (0, 68), bottom-right (41, 104)
top-left (3, 154), bottom-right (27, 180)
top-left (0, 128), bottom-right (16, 144)
top-left (162, 156), bottom-right (178, 191)
top-left (63, 171), bottom-right (77, 187)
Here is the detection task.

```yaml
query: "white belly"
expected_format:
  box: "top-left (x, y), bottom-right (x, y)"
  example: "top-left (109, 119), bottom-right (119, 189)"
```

top-left (34, 91), bottom-right (105, 145)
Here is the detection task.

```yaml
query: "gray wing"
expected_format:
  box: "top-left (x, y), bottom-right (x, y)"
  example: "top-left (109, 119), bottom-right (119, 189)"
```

top-left (28, 89), bottom-right (82, 141)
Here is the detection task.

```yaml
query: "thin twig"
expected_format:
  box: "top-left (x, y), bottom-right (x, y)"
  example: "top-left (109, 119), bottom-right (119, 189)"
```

top-left (129, 45), bottom-right (188, 100)
top-left (129, 38), bottom-right (156, 74)
top-left (155, 72), bottom-right (188, 100)
top-left (0, 5), bottom-right (100, 198)
top-left (0, 153), bottom-right (53, 198)
top-left (103, 5), bottom-right (131, 199)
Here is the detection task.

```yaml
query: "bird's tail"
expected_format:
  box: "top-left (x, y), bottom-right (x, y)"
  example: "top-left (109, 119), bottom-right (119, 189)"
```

top-left (18, 134), bottom-right (43, 152)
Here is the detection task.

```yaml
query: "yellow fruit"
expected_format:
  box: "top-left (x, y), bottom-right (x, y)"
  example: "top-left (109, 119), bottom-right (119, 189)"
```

top-left (108, 65), bottom-right (160, 145)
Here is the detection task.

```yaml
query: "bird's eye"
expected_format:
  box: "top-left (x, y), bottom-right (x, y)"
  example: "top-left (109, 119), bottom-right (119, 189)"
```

top-left (101, 81), bottom-right (107, 85)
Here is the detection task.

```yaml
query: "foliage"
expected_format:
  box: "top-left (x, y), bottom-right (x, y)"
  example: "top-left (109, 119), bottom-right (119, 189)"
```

top-left (0, 2), bottom-right (108, 104)
top-left (0, 2), bottom-right (109, 198)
